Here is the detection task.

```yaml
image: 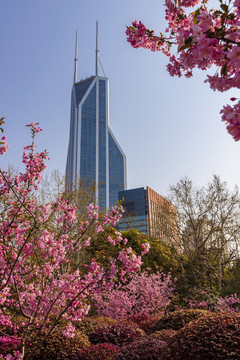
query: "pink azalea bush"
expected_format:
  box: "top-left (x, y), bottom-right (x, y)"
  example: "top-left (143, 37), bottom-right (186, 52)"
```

top-left (0, 337), bottom-right (21, 360)
top-left (216, 293), bottom-right (240, 312)
top-left (94, 270), bottom-right (175, 319)
top-left (126, 0), bottom-right (240, 141)
top-left (0, 122), bottom-right (149, 359)
top-left (182, 290), bottom-right (240, 312)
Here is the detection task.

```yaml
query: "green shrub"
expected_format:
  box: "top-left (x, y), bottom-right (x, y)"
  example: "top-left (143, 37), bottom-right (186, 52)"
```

top-left (115, 338), bottom-right (167, 360)
top-left (89, 322), bottom-right (145, 346)
top-left (25, 328), bottom-right (90, 360)
top-left (153, 309), bottom-right (211, 331)
top-left (69, 343), bottom-right (119, 360)
top-left (159, 312), bottom-right (240, 360)
top-left (74, 316), bottom-right (117, 335)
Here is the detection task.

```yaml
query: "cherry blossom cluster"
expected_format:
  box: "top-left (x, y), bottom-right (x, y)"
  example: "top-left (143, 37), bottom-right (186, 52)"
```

top-left (126, 0), bottom-right (240, 140)
top-left (94, 270), bottom-right (175, 319)
top-left (183, 290), bottom-right (240, 312)
top-left (216, 293), bottom-right (240, 312)
top-left (0, 136), bottom-right (9, 155)
top-left (0, 122), bottom-right (149, 359)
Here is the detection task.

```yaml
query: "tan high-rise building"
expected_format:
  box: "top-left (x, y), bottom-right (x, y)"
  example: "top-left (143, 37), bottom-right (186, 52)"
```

top-left (118, 186), bottom-right (178, 245)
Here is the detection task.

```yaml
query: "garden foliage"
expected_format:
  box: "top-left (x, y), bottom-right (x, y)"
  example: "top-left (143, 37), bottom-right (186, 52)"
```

top-left (69, 343), bottom-right (119, 360)
top-left (159, 312), bottom-right (240, 360)
top-left (153, 308), bottom-right (211, 331)
top-left (0, 122), bottom-right (148, 359)
top-left (89, 322), bottom-right (145, 346)
top-left (94, 270), bottom-right (175, 319)
top-left (115, 338), bottom-right (167, 360)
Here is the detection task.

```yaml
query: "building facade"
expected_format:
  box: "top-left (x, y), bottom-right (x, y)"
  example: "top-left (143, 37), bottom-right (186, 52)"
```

top-left (66, 26), bottom-right (127, 210)
top-left (118, 186), bottom-right (178, 244)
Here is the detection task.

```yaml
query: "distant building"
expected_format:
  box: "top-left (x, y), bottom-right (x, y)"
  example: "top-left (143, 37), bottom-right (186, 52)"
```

top-left (66, 24), bottom-right (127, 210)
top-left (118, 186), bottom-right (178, 244)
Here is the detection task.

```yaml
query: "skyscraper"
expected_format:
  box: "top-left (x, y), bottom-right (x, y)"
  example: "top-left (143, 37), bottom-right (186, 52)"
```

top-left (66, 23), bottom-right (127, 210)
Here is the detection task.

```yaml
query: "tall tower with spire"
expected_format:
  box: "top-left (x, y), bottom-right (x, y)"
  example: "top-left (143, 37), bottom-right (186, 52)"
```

top-left (66, 22), bottom-right (127, 210)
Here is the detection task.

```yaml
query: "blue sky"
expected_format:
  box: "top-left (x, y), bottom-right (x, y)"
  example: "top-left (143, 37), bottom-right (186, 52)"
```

top-left (1, 0), bottom-right (239, 197)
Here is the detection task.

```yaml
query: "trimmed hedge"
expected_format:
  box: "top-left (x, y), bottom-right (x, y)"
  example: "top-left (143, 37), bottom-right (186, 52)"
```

top-left (89, 322), bottom-right (145, 346)
top-left (128, 313), bottom-right (161, 333)
top-left (74, 316), bottom-right (117, 335)
top-left (159, 312), bottom-right (240, 360)
top-left (115, 338), bottom-right (167, 360)
top-left (153, 309), bottom-right (211, 331)
top-left (69, 343), bottom-right (119, 360)
top-left (25, 328), bottom-right (90, 360)
top-left (148, 329), bottom-right (177, 342)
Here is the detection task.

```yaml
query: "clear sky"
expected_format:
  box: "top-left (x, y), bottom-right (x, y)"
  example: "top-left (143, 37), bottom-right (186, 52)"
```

top-left (1, 0), bottom-right (239, 198)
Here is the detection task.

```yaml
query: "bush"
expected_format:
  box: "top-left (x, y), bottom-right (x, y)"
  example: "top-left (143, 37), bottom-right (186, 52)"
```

top-left (159, 312), bottom-right (240, 360)
top-left (94, 270), bottom-right (175, 320)
top-left (148, 329), bottom-right (177, 342)
top-left (74, 316), bottom-right (117, 335)
top-left (25, 328), bottom-right (90, 360)
top-left (89, 322), bottom-right (145, 346)
top-left (115, 338), bottom-right (167, 360)
top-left (0, 337), bottom-right (21, 358)
top-left (69, 343), bottom-right (119, 360)
top-left (153, 309), bottom-right (211, 331)
top-left (128, 313), bottom-right (160, 333)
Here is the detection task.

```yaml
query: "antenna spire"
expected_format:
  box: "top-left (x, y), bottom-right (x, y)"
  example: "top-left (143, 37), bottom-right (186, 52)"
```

top-left (74, 30), bottom-right (78, 83)
top-left (96, 21), bottom-right (99, 76)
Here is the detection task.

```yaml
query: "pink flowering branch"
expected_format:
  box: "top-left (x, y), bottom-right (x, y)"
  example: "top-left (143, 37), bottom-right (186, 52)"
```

top-left (126, 0), bottom-right (240, 140)
top-left (0, 121), bottom-right (148, 360)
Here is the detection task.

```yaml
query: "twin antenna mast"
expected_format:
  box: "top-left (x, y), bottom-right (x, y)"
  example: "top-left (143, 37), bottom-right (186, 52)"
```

top-left (74, 21), bottom-right (106, 83)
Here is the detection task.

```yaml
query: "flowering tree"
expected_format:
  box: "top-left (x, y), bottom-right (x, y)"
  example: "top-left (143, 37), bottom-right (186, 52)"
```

top-left (94, 270), bottom-right (175, 320)
top-left (126, 0), bottom-right (240, 140)
top-left (0, 121), bottom-right (148, 359)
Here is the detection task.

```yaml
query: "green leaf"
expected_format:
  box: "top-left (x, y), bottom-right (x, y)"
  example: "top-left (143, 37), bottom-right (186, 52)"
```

top-left (194, 9), bottom-right (200, 24)
top-left (220, 4), bottom-right (228, 12)
top-left (228, 13), bottom-right (235, 20)
top-left (178, 43), bottom-right (192, 51)
top-left (221, 63), bottom-right (227, 76)
top-left (178, 36), bottom-right (193, 52)
top-left (214, 10), bottom-right (223, 16)
top-left (185, 36), bottom-right (193, 44)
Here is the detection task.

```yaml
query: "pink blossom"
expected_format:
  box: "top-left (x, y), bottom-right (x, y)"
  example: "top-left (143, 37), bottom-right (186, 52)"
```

top-left (62, 323), bottom-right (76, 338)
top-left (196, 10), bottom-right (213, 32)
top-left (191, 24), bottom-right (203, 41)
top-left (94, 270), bottom-right (175, 319)
top-left (107, 235), bottom-right (116, 245)
top-left (221, 101), bottom-right (240, 141)
top-left (227, 46), bottom-right (240, 70)
top-left (180, 0), bottom-right (202, 7)
top-left (0, 136), bottom-right (9, 155)
top-left (84, 237), bottom-right (91, 247)
top-left (126, 0), bottom-right (240, 140)
top-left (141, 242), bottom-right (150, 255)
top-left (0, 121), bottom-right (144, 358)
